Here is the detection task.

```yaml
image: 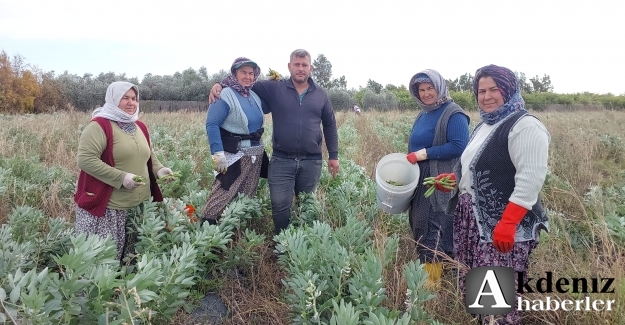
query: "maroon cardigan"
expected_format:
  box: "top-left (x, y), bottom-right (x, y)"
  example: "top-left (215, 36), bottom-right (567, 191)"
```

top-left (74, 117), bottom-right (163, 217)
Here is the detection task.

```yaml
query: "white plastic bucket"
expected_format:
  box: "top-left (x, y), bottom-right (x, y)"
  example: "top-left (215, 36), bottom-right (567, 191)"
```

top-left (375, 153), bottom-right (421, 214)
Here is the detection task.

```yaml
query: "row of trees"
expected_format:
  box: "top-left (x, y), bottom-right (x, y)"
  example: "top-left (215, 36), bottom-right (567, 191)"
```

top-left (1, 50), bottom-right (623, 114)
top-left (0, 51), bottom-right (232, 114)
top-left (444, 72), bottom-right (554, 93)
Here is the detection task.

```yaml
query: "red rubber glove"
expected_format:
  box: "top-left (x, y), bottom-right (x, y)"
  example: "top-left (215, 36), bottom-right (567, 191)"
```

top-left (406, 152), bottom-right (419, 164)
top-left (492, 202), bottom-right (528, 253)
top-left (434, 173), bottom-right (455, 192)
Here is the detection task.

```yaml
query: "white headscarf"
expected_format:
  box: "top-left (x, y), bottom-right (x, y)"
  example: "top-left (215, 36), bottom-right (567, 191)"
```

top-left (92, 81), bottom-right (139, 123)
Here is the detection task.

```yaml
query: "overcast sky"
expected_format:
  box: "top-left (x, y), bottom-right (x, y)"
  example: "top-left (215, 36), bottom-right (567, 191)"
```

top-left (1, 0), bottom-right (623, 95)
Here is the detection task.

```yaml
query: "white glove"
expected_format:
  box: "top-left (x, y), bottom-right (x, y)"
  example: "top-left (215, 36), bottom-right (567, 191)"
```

top-left (212, 151), bottom-right (227, 174)
top-left (157, 167), bottom-right (173, 178)
top-left (123, 173), bottom-right (140, 189)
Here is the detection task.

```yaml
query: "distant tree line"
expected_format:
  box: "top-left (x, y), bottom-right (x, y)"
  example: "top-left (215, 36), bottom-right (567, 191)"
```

top-left (0, 51), bottom-right (230, 114)
top-left (444, 72), bottom-right (554, 93)
top-left (1, 50), bottom-right (624, 114)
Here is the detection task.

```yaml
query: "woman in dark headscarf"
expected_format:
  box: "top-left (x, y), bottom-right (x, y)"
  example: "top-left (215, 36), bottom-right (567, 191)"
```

top-left (435, 65), bottom-right (550, 324)
top-left (405, 69), bottom-right (470, 289)
top-left (201, 57), bottom-right (267, 224)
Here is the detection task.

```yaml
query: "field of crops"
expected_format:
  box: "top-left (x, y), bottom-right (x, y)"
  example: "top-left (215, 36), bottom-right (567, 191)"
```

top-left (1, 109), bottom-right (624, 324)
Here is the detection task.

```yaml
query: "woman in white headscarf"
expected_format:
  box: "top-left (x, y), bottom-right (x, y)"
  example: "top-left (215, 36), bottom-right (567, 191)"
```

top-left (74, 81), bottom-right (174, 262)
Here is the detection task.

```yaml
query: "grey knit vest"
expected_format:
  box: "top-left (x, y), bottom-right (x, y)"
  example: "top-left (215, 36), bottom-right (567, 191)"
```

top-left (220, 87), bottom-right (263, 149)
top-left (414, 102), bottom-right (469, 212)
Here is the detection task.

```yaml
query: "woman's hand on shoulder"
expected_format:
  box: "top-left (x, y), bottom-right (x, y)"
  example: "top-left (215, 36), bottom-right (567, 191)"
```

top-left (208, 84), bottom-right (223, 104)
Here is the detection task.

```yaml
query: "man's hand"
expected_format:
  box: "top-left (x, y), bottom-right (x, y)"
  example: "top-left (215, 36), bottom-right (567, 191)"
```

top-left (328, 159), bottom-right (339, 178)
top-left (208, 84), bottom-right (223, 104)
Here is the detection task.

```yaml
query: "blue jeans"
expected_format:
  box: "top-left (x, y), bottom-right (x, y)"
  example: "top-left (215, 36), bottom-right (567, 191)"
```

top-left (268, 156), bottom-right (322, 234)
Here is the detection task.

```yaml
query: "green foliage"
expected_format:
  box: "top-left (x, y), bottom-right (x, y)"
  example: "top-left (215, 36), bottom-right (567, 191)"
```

top-left (8, 206), bottom-right (73, 268)
top-left (0, 156), bottom-right (75, 211)
top-left (445, 73), bottom-right (473, 92)
top-left (221, 228), bottom-right (266, 271)
top-left (273, 152), bottom-right (439, 324)
top-left (331, 76), bottom-right (347, 89)
top-left (312, 54), bottom-right (333, 89)
top-left (369, 118), bottom-right (412, 154)
top-left (312, 54), bottom-right (347, 90)
top-left (598, 134), bottom-right (625, 163)
top-left (450, 91), bottom-right (476, 111)
top-left (366, 79), bottom-right (383, 94)
top-left (515, 71), bottom-right (534, 94)
top-left (585, 185), bottom-right (625, 247)
top-left (4, 50), bottom-right (625, 113)
top-left (361, 89), bottom-right (398, 111)
top-left (327, 88), bottom-right (355, 110)
top-left (530, 74), bottom-right (554, 93)
top-left (274, 217), bottom-right (438, 324)
top-left (0, 186), bottom-right (268, 323)
top-left (386, 85), bottom-right (418, 110)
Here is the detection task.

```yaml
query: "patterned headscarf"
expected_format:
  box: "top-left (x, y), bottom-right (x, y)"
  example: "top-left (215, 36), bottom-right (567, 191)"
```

top-left (473, 64), bottom-right (527, 125)
top-left (220, 57), bottom-right (261, 97)
top-left (409, 69), bottom-right (451, 112)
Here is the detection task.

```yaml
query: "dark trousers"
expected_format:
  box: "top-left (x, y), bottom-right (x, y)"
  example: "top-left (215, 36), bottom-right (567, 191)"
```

top-left (268, 156), bottom-right (322, 234)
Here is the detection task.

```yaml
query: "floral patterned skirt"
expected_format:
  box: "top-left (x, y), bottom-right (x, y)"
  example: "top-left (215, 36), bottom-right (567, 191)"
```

top-left (453, 193), bottom-right (539, 325)
top-left (202, 145), bottom-right (264, 221)
top-left (75, 206), bottom-right (134, 262)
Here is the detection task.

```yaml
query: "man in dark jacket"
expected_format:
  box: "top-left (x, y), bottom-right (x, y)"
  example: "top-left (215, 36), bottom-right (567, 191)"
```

top-left (209, 49), bottom-right (340, 234)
